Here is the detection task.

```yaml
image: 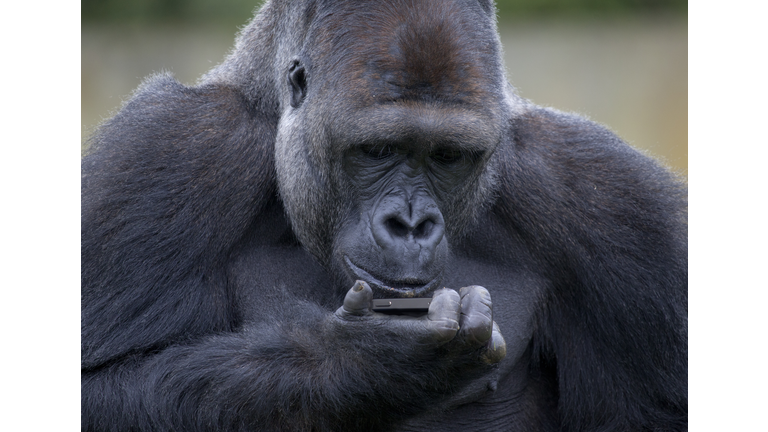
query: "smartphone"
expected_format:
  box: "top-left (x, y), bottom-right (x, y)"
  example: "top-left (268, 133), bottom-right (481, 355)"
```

top-left (372, 298), bottom-right (432, 314)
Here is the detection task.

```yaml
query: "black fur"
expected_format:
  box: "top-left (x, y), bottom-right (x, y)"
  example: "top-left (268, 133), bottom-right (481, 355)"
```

top-left (82, 1), bottom-right (687, 431)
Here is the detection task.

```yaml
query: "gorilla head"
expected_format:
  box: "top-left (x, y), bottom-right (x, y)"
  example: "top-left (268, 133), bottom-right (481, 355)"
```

top-left (272, 0), bottom-right (509, 298)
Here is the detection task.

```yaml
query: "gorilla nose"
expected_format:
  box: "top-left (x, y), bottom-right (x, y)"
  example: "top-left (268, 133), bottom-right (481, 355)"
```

top-left (372, 200), bottom-right (445, 255)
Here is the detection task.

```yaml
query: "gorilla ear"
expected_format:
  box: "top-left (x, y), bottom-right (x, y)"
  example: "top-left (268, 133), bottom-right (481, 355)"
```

top-left (288, 60), bottom-right (308, 108)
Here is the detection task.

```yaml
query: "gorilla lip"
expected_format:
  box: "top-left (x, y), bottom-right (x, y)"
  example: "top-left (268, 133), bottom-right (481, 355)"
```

top-left (343, 256), bottom-right (441, 298)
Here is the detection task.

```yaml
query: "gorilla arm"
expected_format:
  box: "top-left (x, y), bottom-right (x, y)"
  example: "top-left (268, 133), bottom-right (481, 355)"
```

top-left (493, 105), bottom-right (688, 430)
top-left (81, 74), bottom-right (277, 367)
top-left (83, 283), bottom-right (504, 431)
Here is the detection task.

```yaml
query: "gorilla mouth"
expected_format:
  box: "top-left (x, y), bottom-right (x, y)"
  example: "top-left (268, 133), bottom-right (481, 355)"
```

top-left (343, 256), bottom-right (441, 298)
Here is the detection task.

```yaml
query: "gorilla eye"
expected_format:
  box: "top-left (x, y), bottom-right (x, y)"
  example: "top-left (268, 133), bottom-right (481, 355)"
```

top-left (361, 145), bottom-right (395, 160)
top-left (430, 148), bottom-right (464, 165)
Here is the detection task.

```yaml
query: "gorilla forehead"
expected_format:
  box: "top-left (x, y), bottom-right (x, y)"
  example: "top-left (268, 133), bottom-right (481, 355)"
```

top-left (307, 0), bottom-right (503, 107)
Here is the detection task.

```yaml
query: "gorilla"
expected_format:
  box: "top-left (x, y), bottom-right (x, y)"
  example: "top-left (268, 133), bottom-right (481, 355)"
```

top-left (81, 0), bottom-right (687, 431)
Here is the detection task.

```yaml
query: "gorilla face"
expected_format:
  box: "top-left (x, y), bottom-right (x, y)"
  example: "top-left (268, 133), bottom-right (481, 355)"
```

top-left (276, 99), bottom-right (504, 299)
top-left (336, 126), bottom-right (482, 298)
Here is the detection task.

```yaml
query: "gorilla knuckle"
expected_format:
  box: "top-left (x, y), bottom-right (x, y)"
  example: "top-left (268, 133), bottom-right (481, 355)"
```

top-left (459, 313), bottom-right (494, 347)
top-left (430, 317), bottom-right (461, 343)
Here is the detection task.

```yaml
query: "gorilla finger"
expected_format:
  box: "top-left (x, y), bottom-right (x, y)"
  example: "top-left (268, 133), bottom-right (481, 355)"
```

top-left (336, 280), bottom-right (373, 318)
top-left (457, 286), bottom-right (494, 347)
top-left (479, 321), bottom-right (507, 365)
top-left (425, 288), bottom-right (461, 343)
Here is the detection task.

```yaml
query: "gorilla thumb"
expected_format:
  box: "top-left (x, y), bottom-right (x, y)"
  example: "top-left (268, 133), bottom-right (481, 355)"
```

top-left (338, 280), bottom-right (373, 317)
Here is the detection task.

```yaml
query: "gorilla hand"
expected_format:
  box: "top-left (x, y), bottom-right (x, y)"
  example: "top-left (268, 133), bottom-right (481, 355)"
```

top-left (335, 281), bottom-right (506, 365)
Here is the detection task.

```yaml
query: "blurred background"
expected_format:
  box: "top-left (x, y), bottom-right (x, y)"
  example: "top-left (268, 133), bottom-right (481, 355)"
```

top-left (81, 0), bottom-right (687, 176)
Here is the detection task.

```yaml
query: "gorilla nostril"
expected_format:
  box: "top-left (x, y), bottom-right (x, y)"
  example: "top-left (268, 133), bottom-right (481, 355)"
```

top-left (386, 218), bottom-right (409, 238)
top-left (413, 219), bottom-right (434, 238)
